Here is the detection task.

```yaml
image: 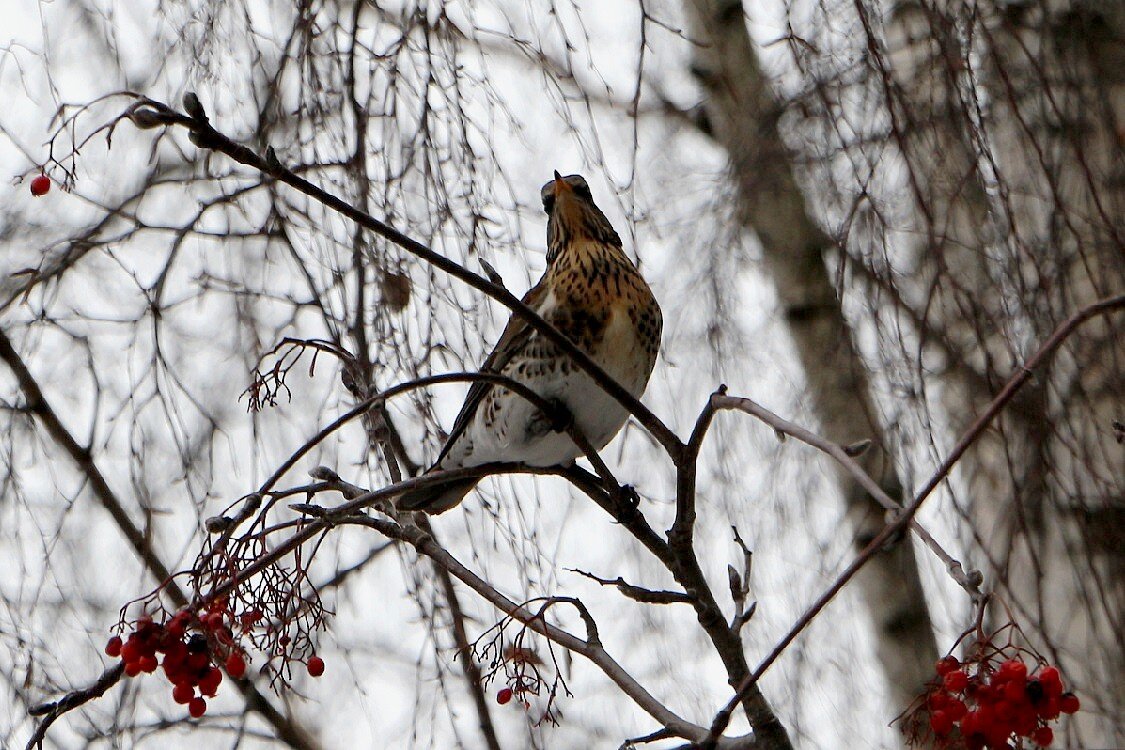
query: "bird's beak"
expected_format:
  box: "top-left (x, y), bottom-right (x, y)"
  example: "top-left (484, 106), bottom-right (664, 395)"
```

top-left (553, 171), bottom-right (571, 194)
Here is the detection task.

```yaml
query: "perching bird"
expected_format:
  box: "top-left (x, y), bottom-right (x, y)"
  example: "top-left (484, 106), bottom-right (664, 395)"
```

top-left (397, 172), bottom-right (662, 514)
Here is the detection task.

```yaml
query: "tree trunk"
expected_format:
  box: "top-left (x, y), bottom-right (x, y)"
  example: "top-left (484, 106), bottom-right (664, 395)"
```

top-left (684, 0), bottom-right (940, 724)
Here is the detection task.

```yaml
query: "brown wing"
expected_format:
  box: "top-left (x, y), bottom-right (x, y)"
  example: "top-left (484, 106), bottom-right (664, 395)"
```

top-left (432, 277), bottom-right (548, 467)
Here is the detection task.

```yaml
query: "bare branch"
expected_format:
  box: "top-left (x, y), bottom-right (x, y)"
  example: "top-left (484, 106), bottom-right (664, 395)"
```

top-left (569, 569), bottom-right (694, 606)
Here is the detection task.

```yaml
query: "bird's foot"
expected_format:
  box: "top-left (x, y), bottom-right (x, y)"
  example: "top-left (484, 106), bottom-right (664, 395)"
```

top-left (545, 397), bottom-right (574, 433)
top-left (620, 484), bottom-right (641, 508)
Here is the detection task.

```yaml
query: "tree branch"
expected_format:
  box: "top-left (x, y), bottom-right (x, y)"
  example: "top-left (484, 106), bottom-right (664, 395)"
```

top-left (570, 569), bottom-right (694, 605)
top-left (342, 515), bottom-right (762, 748)
top-left (123, 96), bottom-right (682, 458)
top-left (698, 292), bottom-right (1125, 746)
top-left (710, 393), bottom-right (984, 597)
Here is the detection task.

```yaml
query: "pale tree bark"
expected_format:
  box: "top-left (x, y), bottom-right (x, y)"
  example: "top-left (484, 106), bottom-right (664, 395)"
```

top-left (683, 0), bottom-right (939, 722)
top-left (978, 3), bottom-right (1124, 743)
top-left (885, 1), bottom-right (1124, 745)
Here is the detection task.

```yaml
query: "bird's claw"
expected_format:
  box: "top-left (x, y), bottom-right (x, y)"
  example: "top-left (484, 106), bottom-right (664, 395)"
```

top-left (547, 398), bottom-right (574, 433)
top-left (621, 484), bottom-right (640, 508)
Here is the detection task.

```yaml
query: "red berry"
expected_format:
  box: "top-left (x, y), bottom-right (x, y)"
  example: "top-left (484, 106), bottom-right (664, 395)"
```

top-left (1032, 726), bottom-right (1054, 746)
top-left (930, 709), bottom-right (953, 735)
top-left (946, 697), bottom-right (967, 720)
top-left (135, 615), bottom-right (156, 637)
top-left (496, 687), bottom-right (513, 705)
top-left (278, 634), bottom-right (291, 646)
top-left (120, 638), bottom-right (141, 664)
top-left (172, 683), bottom-right (195, 704)
top-left (30, 175), bottom-right (51, 197)
top-left (936, 656), bottom-right (960, 676)
top-left (138, 654), bottom-right (158, 673)
top-left (199, 666), bottom-right (222, 696)
top-left (204, 612), bottom-right (225, 631)
top-left (998, 659), bottom-right (1027, 681)
top-left (164, 640), bottom-right (187, 663)
top-left (1014, 706), bottom-right (1038, 736)
top-left (105, 636), bottom-right (123, 658)
top-left (1039, 695), bottom-right (1061, 720)
top-left (239, 609), bottom-right (262, 627)
top-left (943, 670), bottom-right (969, 692)
top-left (187, 651), bottom-right (211, 671)
top-left (1059, 692), bottom-right (1080, 714)
top-left (306, 656), bottom-right (325, 677)
top-left (188, 696), bottom-right (207, 718)
top-left (1003, 678), bottom-right (1027, 702)
top-left (993, 698), bottom-right (1016, 725)
top-left (164, 663), bottom-right (186, 684)
top-left (124, 660), bottom-right (143, 677)
top-left (927, 691), bottom-right (949, 710)
top-left (225, 653), bottom-right (246, 679)
top-left (1037, 666), bottom-right (1062, 695)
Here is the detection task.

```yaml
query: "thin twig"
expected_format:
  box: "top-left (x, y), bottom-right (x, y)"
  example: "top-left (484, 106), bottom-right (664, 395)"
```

top-left (569, 569), bottom-right (694, 605)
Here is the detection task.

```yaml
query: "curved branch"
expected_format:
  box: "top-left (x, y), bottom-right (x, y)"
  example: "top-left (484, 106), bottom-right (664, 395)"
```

top-left (344, 515), bottom-right (760, 748)
top-left (710, 393), bottom-right (984, 597)
top-left (122, 96), bottom-right (682, 457)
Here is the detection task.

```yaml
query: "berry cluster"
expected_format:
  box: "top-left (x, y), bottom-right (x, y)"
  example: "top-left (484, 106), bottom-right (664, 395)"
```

top-left (106, 601), bottom-right (250, 718)
top-left (914, 655), bottom-right (1079, 749)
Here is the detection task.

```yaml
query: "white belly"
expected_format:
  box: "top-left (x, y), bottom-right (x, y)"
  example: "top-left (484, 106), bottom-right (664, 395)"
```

top-left (460, 307), bottom-right (651, 468)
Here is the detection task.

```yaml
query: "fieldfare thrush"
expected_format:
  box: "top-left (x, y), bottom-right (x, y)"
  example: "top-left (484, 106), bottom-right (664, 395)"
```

top-left (398, 173), bottom-right (662, 513)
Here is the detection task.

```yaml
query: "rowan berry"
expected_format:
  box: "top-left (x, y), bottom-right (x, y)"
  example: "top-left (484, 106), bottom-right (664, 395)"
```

top-left (998, 659), bottom-right (1027, 681)
top-left (943, 670), bottom-right (969, 692)
top-left (188, 696), bottom-right (207, 718)
top-left (1032, 725), bottom-right (1054, 746)
top-left (120, 638), bottom-right (141, 664)
top-left (105, 636), bottom-right (123, 658)
top-left (239, 609), bottom-right (262, 627)
top-left (1037, 666), bottom-right (1060, 686)
top-left (225, 652), bottom-right (246, 679)
top-left (1059, 693), bottom-right (1080, 714)
top-left (172, 683), bottom-right (195, 704)
top-left (935, 656), bottom-right (960, 676)
top-left (306, 656), bottom-right (325, 677)
top-left (496, 687), bottom-right (513, 705)
top-left (30, 175), bottom-right (51, 196)
top-left (1039, 696), bottom-right (1061, 720)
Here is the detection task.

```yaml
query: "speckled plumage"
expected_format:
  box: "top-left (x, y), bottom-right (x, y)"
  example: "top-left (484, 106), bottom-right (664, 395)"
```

top-left (398, 174), bottom-right (662, 514)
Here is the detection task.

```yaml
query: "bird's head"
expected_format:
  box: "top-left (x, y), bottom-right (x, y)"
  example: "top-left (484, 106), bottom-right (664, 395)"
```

top-left (541, 172), bottom-right (622, 261)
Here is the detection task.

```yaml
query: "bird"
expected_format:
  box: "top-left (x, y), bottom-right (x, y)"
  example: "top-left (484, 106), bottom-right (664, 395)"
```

top-left (397, 172), bottom-right (662, 514)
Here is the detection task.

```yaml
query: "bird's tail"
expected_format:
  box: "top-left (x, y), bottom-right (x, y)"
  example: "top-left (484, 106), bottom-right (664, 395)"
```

top-left (396, 477), bottom-right (478, 514)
